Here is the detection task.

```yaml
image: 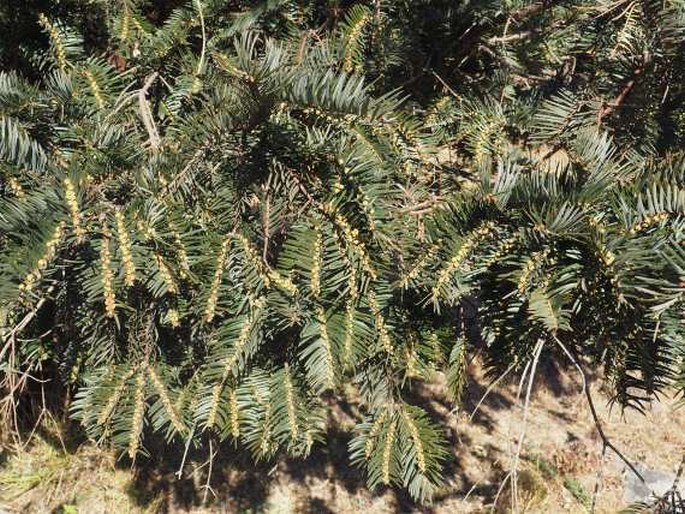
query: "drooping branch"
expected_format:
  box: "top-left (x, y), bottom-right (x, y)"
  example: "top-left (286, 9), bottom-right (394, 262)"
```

top-left (552, 336), bottom-right (647, 492)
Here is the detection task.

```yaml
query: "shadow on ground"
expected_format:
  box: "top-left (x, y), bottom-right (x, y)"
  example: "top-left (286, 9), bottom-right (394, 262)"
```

top-left (117, 363), bottom-right (548, 513)
top-left (2, 358), bottom-right (660, 514)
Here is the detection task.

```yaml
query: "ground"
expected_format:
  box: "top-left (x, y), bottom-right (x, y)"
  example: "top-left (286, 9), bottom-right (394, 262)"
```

top-left (1, 361), bottom-right (683, 513)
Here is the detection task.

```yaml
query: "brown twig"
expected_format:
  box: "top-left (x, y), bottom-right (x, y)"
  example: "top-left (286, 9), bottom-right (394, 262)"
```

top-left (598, 67), bottom-right (643, 122)
top-left (537, 143), bottom-right (564, 163)
top-left (431, 71), bottom-right (461, 100)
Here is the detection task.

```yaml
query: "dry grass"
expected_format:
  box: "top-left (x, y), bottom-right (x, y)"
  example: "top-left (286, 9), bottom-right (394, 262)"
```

top-left (0, 436), bottom-right (153, 513)
top-left (1, 363), bottom-right (684, 513)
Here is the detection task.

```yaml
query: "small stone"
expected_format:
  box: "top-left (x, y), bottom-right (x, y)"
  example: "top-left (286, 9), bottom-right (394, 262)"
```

top-left (624, 464), bottom-right (685, 504)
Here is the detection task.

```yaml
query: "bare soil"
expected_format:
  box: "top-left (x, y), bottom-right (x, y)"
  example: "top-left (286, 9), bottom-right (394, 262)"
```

top-left (1, 361), bottom-right (684, 513)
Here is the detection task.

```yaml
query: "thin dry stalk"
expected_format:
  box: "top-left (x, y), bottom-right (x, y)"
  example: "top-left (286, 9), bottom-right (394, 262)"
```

top-left (493, 338), bottom-right (544, 513)
top-left (469, 363), bottom-right (516, 421)
top-left (202, 437), bottom-right (218, 504)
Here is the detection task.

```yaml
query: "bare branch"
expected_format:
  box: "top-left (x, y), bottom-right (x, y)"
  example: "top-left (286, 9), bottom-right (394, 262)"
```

top-left (552, 336), bottom-right (647, 491)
